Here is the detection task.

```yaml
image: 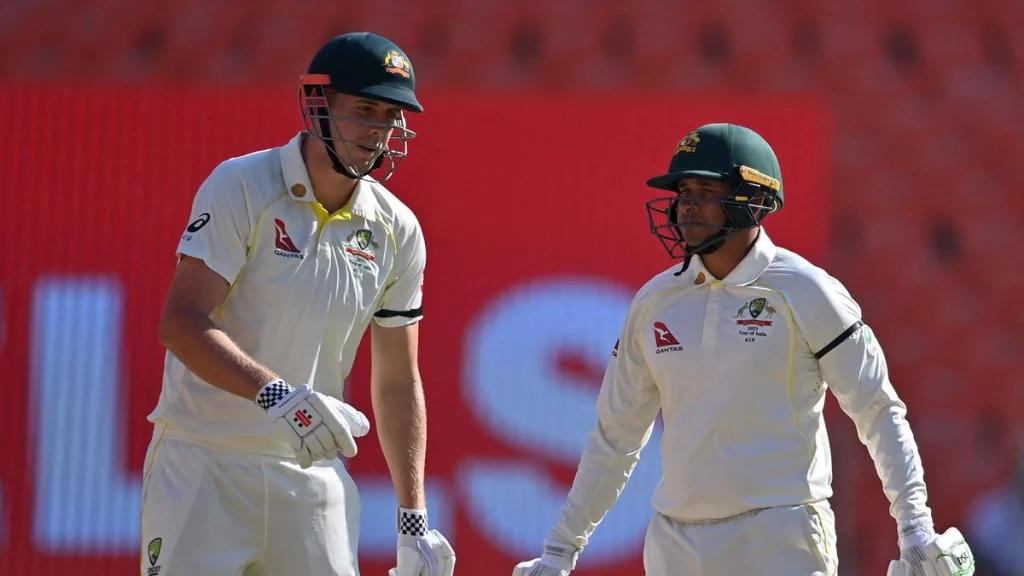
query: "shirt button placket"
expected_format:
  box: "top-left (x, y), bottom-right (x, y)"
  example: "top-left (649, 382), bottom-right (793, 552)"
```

top-left (702, 283), bottom-right (721, 352)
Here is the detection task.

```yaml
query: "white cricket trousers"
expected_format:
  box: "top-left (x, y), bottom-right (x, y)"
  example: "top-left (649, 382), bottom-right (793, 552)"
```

top-left (139, 425), bottom-right (361, 576)
top-left (643, 502), bottom-right (838, 576)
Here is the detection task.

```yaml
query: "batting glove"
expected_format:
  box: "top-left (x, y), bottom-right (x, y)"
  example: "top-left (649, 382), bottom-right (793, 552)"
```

top-left (887, 527), bottom-right (975, 576)
top-left (388, 508), bottom-right (455, 576)
top-left (255, 379), bottom-right (370, 469)
top-left (512, 539), bottom-right (580, 576)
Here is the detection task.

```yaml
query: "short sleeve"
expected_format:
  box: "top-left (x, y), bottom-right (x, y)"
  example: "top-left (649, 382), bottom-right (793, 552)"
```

top-left (176, 161), bottom-right (252, 285)
top-left (373, 213), bottom-right (425, 328)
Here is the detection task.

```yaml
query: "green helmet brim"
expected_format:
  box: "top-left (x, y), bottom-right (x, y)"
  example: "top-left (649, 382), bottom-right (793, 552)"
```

top-left (645, 169), bottom-right (730, 191)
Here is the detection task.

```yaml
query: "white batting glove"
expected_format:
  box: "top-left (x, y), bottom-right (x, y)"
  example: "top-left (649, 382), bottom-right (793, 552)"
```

top-left (255, 379), bottom-right (370, 469)
top-left (512, 539), bottom-right (579, 576)
top-left (388, 508), bottom-right (455, 576)
top-left (887, 527), bottom-right (975, 576)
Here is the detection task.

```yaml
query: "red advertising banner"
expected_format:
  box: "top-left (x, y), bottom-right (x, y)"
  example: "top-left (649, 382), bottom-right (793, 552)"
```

top-left (0, 85), bottom-right (831, 575)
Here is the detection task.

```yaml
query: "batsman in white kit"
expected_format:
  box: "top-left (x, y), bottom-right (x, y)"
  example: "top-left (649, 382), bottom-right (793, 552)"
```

top-left (140, 32), bottom-right (454, 576)
top-left (513, 124), bottom-right (975, 576)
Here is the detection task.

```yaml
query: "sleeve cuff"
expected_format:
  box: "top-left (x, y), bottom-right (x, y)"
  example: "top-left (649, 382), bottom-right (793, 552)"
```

top-left (373, 306), bottom-right (423, 328)
top-left (898, 518), bottom-right (936, 550)
top-left (176, 248), bottom-right (240, 286)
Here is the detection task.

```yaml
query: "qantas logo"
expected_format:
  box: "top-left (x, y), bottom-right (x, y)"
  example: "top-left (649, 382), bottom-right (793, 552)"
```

top-left (274, 219), bottom-right (304, 260)
top-left (653, 322), bottom-right (684, 354)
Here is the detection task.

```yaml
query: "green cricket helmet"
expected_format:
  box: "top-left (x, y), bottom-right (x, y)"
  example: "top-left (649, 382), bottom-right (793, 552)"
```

top-left (645, 123), bottom-right (784, 261)
top-left (300, 32), bottom-right (423, 182)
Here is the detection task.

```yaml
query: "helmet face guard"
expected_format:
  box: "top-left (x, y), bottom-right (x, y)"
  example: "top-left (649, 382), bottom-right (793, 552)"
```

top-left (645, 166), bottom-right (781, 260)
top-left (299, 74), bottom-right (416, 183)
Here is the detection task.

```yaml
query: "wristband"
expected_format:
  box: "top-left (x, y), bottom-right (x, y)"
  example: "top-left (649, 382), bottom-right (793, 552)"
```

top-left (255, 379), bottom-right (293, 411)
top-left (397, 507), bottom-right (428, 537)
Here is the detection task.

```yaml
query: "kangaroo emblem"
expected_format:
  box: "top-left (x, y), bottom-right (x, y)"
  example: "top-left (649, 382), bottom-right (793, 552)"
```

top-left (735, 302), bottom-right (749, 318)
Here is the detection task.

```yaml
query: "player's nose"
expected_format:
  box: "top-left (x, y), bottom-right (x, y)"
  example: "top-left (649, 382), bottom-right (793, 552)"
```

top-left (675, 198), bottom-right (697, 215)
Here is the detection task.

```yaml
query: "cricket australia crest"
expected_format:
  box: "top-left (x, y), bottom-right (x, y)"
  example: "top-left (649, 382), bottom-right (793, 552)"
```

top-left (345, 229), bottom-right (379, 261)
top-left (354, 229), bottom-right (373, 250)
top-left (735, 296), bottom-right (776, 342)
top-left (344, 228), bottom-right (381, 276)
top-left (147, 537), bottom-right (163, 574)
top-left (747, 297), bottom-right (766, 318)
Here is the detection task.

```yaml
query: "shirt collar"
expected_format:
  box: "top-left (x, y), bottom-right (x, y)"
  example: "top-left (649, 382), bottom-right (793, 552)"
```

top-left (716, 228), bottom-right (776, 286)
top-left (683, 229), bottom-right (776, 287)
top-left (280, 131), bottom-right (380, 221)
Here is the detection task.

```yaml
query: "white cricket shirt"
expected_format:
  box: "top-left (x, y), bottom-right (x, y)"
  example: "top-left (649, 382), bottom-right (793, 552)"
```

top-left (148, 131), bottom-right (425, 457)
top-left (552, 230), bottom-right (934, 548)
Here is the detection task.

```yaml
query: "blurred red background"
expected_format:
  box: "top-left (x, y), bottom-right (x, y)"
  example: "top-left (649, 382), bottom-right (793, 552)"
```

top-left (0, 86), bottom-right (835, 575)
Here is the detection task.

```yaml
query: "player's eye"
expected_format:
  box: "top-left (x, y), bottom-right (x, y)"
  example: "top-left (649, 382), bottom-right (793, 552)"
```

top-left (678, 188), bottom-right (716, 200)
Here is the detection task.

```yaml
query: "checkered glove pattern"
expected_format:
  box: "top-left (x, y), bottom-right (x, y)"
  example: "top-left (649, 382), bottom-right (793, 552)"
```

top-left (255, 379), bottom-right (370, 469)
top-left (388, 508), bottom-right (455, 576)
top-left (399, 509), bottom-right (429, 537)
top-left (512, 538), bottom-right (579, 576)
top-left (255, 380), bottom-right (291, 411)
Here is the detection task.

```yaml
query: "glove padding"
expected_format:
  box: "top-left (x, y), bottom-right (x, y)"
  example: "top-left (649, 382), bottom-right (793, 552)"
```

top-left (387, 523), bottom-right (455, 576)
top-left (388, 530), bottom-right (455, 576)
top-left (512, 539), bottom-right (579, 576)
top-left (255, 380), bottom-right (370, 468)
top-left (388, 508), bottom-right (455, 576)
top-left (511, 559), bottom-right (570, 576)
top-left (887, 527), bottom-right (975, 576)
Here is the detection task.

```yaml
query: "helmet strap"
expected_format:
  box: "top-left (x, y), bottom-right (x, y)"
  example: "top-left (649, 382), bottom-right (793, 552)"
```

top-left (305, 86), bottom-right (382, 180)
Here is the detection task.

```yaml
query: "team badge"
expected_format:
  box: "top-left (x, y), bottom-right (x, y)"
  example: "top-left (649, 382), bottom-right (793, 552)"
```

top-left (674, 131), bottom-right (700, 154)
top-left (735, 297), bottom-right (777, 343)
top-left (355, 229), bottom-right (374, 250)
top-left (148, 537), bottom-right (162, 566)
top-left (344, 228), bottom-right (381, 276)
top-left (384, 51), bottom-right (411, 78)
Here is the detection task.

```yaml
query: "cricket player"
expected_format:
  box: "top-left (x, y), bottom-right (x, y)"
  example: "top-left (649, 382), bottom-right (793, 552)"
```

top-left (141, 32), bottom-right (454, 576)
top-left (513, 123), bottom-right (975, 576)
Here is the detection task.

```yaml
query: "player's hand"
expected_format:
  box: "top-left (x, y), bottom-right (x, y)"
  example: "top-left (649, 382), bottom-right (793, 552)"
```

top-left (887, 527), bottom-right (975, 576)
top-left (388, 508), bottom-right (455, 576)
top-left (511, 539), bottom-right (580, 576)
top-left (255, 379), bottom-right (370, 468)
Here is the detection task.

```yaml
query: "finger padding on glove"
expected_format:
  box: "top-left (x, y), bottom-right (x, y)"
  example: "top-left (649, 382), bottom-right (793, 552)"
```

top-left (273, 418), bottom-right (314, 469)
top-left (263, 382), bottom-right (370, 464)
top-left (391, 530), bottom-right (456, 576)
top-left (887, 560), bottom-right (914, 576)
top-left (926, 528), bottom-right (974, 576)
top-left (429, 530), bottom-right (455, 576)
top-left (307, 394), bottom-right (369, 458)
top-left (897, 527), bottom-right (975, 576)
top-left (336, 400), bottom-right (370, 437)
top-left (511, 558), bottom-right (570, 576)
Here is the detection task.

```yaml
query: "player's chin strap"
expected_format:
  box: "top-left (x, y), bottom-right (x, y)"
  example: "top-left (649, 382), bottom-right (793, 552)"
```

top-left (302, 83), bottom-right (385, 181)
top-left (672, 231), bottom-right (728, 276)
top-left (316, 116), bottom-right (385, 180)
top-left (670, 179), bottom-right (776, 277)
